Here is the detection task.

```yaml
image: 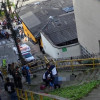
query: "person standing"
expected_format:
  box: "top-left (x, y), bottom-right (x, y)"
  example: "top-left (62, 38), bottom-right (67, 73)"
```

top-left (4, 77), bottom-right (18, 100)
top-left (22, 65), bottom-right (31, 84)
top-left (8, 64), bottom-right (12, 75)
top-left (13, 66), bottom-right (22, 89)
top-left (11, 63), bottom-right (15, 76)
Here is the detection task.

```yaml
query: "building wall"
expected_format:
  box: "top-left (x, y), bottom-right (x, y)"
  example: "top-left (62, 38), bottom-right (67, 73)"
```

top-left (41, 33), bottom-right (81, 58)
top-left (73, 0), bottom-right (100, 53)
top-left (22, 22), bottom-right (37, 43)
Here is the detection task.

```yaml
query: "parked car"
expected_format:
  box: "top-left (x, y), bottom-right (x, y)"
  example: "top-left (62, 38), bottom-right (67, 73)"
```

top-left (62, 6), bottom-right (74, 13)
top-left (13, 44), bottom-right (30, 54)
top-left (22, 52), bottom-right (35, 62)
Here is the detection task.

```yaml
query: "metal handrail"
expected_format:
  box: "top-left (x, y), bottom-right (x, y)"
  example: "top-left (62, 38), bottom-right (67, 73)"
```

top-left (16, 88), bottom-right (68, 100)
top-left (29, 57), bottom-right (100, 72)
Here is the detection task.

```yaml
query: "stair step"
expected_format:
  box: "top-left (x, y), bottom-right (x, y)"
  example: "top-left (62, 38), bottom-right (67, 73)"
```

top-left (81, 97), bottom-right (100, 100)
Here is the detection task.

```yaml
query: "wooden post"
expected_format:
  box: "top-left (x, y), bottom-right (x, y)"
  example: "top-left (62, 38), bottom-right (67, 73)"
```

top-left (31, 92), bottom-right (34, 100)
top-left (16, 89), bottom-right (20, 100)
top-left (40, 95), bottom-right (43, 100)
top-left (70, 60), bottom-right (73, 73)
top-left (25, 91), bottom-right (28, 100)
top-left (93, 58), bottom-right (95, 70)
top-left (20, 90), bottom-right (23, 99)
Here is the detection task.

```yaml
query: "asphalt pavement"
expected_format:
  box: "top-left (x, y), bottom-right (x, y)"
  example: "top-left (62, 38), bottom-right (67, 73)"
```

top-left (0, 37), bottom-right (18, 67)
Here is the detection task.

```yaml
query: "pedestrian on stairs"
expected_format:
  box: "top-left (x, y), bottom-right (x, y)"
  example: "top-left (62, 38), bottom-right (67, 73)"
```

top-left (22, 65), bottom-right (31, 84)
top-left (4, 77), bottom-right (18, 100)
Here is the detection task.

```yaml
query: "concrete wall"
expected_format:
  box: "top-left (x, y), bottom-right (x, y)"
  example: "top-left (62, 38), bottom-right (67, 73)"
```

top-left (41, 33), bottom-right (81, 58)
top-left (73, 0), bottom-right (100, 53)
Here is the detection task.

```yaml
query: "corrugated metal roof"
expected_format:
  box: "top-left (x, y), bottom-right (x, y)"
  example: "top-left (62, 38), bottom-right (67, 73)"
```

top-left (18, 0), bottom-right (77, 45)
top-left (42, 13), bottom-right (77, 45)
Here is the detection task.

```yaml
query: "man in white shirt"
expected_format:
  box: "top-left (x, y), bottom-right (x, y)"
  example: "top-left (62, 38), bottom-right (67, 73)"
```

top-left (46, 63), bottom-right (57, 76)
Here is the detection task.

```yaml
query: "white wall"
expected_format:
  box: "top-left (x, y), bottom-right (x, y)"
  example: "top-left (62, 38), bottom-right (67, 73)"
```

top-left (9, 0), bottom-right (17, 4)
top-left (41, 33), bottom-right (81, 58)
top-left (73, 0), bottom-right (100, 53)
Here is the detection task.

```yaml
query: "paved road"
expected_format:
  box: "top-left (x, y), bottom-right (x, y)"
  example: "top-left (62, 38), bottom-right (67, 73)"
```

top-left (0, 38), bottom-right (18, 66)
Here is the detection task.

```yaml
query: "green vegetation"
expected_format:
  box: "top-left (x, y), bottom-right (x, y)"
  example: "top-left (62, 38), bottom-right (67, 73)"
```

top-left (43, 80), bottom-right (100, 100)
top-left (11, 2), bottom-right (15, 8)
top-left (0, 10), bottom-right (5, 17)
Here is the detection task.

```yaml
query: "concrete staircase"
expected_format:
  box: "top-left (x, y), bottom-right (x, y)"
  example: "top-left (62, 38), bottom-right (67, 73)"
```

top-left (81, 85), bottom-right (100, 100)
top-left (23, 68), bottom-right (100, 93)
top-left (1, 68), bottom-right (100, 100)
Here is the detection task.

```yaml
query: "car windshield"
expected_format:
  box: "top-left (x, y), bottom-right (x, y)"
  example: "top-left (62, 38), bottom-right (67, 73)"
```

top-left (23, 53), bottom-right (32, 58)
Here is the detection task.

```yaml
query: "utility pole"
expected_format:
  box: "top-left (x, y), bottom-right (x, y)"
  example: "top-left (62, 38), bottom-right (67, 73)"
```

top-left (2, 1), bottom-right (25, 65)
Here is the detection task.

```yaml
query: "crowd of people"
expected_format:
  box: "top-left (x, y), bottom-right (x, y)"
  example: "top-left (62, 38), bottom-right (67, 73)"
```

top-left (0, 19), bottom-right (10, 39)
top-left (8, 63), bottom-right (31, 88)
top-left (0, 14), bottom-right (22, 40)
top-left (0, 61), bottom-right (61, 100)
top-left (0, 63), bottom-right (31, 100)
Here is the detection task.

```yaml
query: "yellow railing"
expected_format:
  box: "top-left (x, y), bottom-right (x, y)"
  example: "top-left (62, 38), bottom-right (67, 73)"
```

top-left (29, 58), bottom-right (100, 72)
top-left (1, 57), bottom-right (99, 74)
top-left (55, 58), bottom-right (100, 71)
top-left (16, 89), bottom-right (67, 100)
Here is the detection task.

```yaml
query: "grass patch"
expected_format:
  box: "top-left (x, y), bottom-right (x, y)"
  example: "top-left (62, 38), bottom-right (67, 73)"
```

top-left (43, 80), bottom-right (100, 100)
top-left (0, 10), bottom-right (5, 17)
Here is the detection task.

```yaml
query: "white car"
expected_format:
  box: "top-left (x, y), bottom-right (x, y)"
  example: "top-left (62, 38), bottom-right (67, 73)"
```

top-left (22, 52), bottom-right (35, 62)
top-left (13, 44), bottom-right (30, 54)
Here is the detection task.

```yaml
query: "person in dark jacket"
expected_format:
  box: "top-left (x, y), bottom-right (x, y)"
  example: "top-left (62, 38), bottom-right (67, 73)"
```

top-left (46, 63), bottom-right (60, 89)
top-left (13, 66), bottom-right (22, 89)
top-left (4, 77), bottom-right (18, 100)
top-left (22, 65), bottom-right (31, 84)
top-left (8, 64), bottom-right (12, 75)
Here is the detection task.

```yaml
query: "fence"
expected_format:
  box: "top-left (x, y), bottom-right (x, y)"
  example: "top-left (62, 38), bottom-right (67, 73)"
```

top-left (16, 89), bottom-right (67, 100)
top-left (29, 57), bottom-right (100, 73)
top-left (56, 58), bottom-right (100, 68)
top-left (1, 57), bottom-right (100, 100)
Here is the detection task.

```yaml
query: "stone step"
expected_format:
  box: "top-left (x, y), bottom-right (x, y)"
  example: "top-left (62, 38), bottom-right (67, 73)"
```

top-left (81, 85), bottom-right (100, 100)
top-left (81, 97), bottom-right (100, 100)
